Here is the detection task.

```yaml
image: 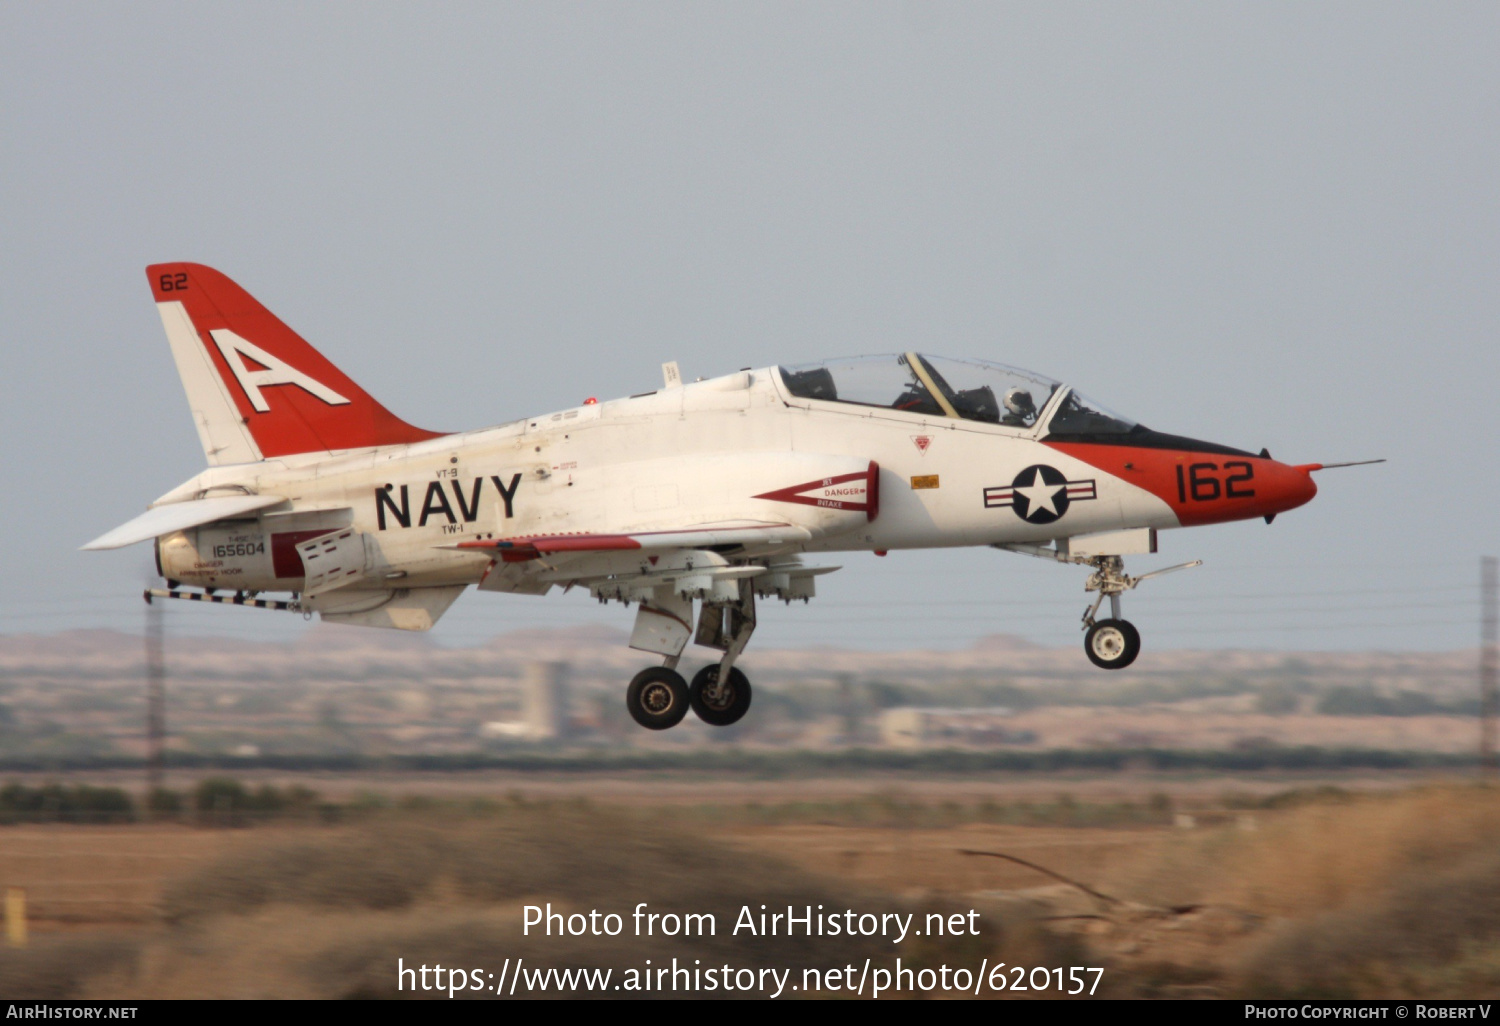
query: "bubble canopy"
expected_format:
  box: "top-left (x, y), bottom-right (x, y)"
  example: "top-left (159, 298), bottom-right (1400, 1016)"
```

top-left (776, 353), bottom-right (1138, 435)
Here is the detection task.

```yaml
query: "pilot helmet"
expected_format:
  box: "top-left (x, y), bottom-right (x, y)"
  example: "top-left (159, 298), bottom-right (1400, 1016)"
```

top-left (1003, 388), bottom-right (1036, 419)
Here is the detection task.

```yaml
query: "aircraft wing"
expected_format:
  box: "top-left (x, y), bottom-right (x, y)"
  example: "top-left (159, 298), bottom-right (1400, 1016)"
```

top-left (451, 521), bottom-right (812, 561)
top-left (81, 494), bottom-right (287, 550)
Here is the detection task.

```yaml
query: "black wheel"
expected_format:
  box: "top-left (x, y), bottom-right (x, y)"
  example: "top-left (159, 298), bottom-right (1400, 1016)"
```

top-left (689, 665), bottom-right (752, 726)
top-left (626, 667), bottom-right (690, 730)
top-left (1084, 618), bottom-right (1140, 670)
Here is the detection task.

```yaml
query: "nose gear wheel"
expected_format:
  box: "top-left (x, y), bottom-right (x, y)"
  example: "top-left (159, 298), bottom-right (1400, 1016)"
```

top-left (1085, 618), bottom-right (1140, 670)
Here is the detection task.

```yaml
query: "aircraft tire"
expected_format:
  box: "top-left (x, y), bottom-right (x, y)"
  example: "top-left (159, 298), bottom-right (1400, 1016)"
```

top-left (689, 665), bottom-right (752, 726)
top-left (626, 668), bottom-right (690, 730)
top-left (1084, 619), bottom-right (1140, 670)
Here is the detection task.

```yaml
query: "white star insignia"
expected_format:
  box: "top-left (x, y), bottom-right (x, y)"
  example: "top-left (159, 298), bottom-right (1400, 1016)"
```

top-left (1014, 467), bottom-right (1063, 518)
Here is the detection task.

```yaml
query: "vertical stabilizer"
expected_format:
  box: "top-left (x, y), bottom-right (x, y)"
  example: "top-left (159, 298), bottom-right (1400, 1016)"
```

top-left (147, 263), bottom-right (445, 463)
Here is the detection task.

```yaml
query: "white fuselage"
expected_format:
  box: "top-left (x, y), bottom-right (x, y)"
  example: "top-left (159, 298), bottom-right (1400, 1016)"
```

top-left (152, 367), bottom-right (1174, 603)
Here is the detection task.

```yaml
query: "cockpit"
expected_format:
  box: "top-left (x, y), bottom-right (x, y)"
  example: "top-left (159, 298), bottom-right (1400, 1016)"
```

top-left (776, 353), bottom-right (1139, 437)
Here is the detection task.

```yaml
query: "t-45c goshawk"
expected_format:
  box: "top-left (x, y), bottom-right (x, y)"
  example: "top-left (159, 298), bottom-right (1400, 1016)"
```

top-left (85, 264), bottom-right (1377, 730)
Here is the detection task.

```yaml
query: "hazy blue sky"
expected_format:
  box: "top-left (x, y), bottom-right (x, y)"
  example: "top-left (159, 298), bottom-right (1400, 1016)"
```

top-left (3, 3), bottom-right (1496, 653)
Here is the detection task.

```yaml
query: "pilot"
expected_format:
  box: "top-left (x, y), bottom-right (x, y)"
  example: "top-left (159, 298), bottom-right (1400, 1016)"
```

top-left (1002, 387), bottom-right (1037, 426)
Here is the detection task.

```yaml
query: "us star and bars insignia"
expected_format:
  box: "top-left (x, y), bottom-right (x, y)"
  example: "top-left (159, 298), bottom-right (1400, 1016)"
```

top-left (984, 464), bottom-right (1097, 525)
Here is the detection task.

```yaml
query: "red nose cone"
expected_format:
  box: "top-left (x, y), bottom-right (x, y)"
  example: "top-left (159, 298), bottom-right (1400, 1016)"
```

top-left (1044, 440), bottom-right (1318, 528)
top-left (1259, 460), bottom-right (1318, 518)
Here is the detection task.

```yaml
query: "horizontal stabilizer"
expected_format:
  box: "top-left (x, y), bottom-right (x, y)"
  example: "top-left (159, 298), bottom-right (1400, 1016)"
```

top-left (81, 494), bottom-right (286, 550)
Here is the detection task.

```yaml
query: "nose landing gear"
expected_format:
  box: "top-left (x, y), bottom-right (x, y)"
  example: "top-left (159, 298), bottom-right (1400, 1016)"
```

top-left (1079, 555), bottom-right (1202, 670)
top-left (995, 543), bottom-right (1202, 672)
top-left (1081, 557), bottom-right (1141, 670)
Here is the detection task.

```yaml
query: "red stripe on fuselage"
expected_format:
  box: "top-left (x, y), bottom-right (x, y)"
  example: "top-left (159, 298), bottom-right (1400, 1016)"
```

top-left (456, 533), bottom-right (644, 561)
top-left (271, 529), bottom-right (338, 578)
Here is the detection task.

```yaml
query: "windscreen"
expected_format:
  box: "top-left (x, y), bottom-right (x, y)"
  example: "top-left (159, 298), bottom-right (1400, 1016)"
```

top-left (779, 354), bottom-right (1063, 428)
top-left (915, 355), bottom-right (1061, 427)
top-left (1043, 389), bottom-right (1139, 436)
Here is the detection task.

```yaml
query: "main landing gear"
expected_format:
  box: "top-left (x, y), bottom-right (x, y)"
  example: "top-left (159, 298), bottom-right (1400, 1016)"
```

top-left (689, 665), bottom-right (751, 726)
top-left (625, 667), bottom-right (691, 730)
top-left (624, 581), bottom-right (757, 730)
top-left (624, 661), bottom-right (755, 731)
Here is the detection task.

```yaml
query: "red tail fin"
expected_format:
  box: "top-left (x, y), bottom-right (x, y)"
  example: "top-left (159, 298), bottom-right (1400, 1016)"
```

top-left (148, 262), bottom-right (444, 460)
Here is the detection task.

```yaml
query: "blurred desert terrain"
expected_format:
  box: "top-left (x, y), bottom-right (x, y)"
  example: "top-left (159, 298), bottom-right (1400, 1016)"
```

top-left (0, 626), bottom-right (1495, 998)
top-left (0, 625), bottom-right (1483, 762)
top-left (0, 784), bottom-right (1498, 998)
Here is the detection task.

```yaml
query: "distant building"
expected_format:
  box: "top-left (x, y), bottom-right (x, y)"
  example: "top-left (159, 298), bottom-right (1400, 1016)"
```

top-left (523, 661), bottom-right (569, 740)
top-left (481, 661), bottom-right (570, 742)
top-left (835, 673), bottom-right (866, 742)
top-left (878, 706), bottom-right (1035, 748)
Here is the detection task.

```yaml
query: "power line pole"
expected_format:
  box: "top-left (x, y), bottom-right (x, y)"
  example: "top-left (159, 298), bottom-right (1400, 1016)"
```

top-left (145, 598), bottom-right (166, 802)
top-left (1482, 556), bottom-right (1497, 778)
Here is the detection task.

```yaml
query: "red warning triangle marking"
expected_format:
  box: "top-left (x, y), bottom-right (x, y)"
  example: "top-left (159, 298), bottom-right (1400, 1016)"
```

top-left (912, 435), bottom-right (932, 453)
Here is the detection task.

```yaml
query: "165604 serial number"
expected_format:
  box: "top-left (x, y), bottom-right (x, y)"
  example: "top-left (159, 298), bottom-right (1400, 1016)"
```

top-left (211, 542), bottom-right (265, 559)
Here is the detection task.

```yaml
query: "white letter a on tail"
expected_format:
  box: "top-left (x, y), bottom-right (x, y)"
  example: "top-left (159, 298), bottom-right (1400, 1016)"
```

top-left (209, 328), bottom-right (351, 412)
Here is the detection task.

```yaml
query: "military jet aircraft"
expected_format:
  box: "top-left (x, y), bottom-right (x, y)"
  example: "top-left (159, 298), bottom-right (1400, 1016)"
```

top-left (85, 263), bottom-right (1366, 730)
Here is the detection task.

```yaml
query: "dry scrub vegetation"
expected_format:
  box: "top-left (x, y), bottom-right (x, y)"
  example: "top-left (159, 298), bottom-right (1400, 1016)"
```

top-left (0, 784), bottom-right (1498, 998)
top-left (1057, 785), bottom-right (1500, 997)
top-left (3, 803), bottom-right (1051, 999)
top-left (1220, 788), bottom-right (1500, 997)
